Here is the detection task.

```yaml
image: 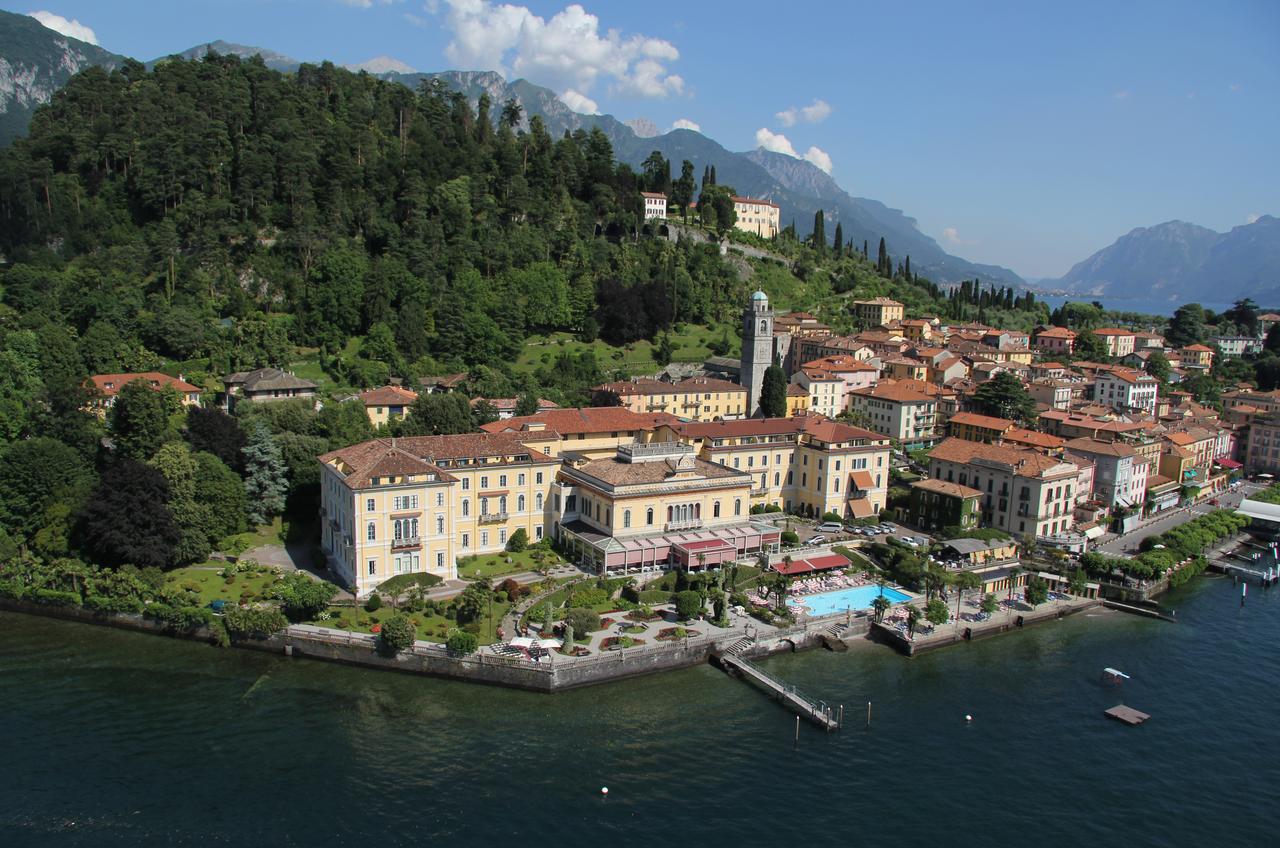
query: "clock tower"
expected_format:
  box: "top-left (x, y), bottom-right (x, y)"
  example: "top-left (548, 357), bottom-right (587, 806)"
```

top-left (741, 290), bottom-right (774, 416)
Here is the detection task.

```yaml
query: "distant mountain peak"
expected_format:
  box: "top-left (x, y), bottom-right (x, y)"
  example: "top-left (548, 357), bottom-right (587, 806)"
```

top-left (625, 118), bottom-right (660, 138)
top-left (346, 56), bottom-right (417, 75)
top-left (152, 41), bottom-right (299, 72)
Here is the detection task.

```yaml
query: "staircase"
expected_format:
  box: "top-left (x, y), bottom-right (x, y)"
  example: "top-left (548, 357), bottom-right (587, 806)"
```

top-left (723, 636), bottom-right (754, 657)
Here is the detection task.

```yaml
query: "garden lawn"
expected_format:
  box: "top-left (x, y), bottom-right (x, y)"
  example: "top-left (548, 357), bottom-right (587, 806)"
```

top-left (218, 517), bottom-right (284, 556)
top-left (166, 564), bottom-right (284, 607)
top-left (457, 548), bottom-right (563, 580)
top-left (311, 598), bottom-right (512, 646)
top-left (514, 324), bottom-right (737, 376)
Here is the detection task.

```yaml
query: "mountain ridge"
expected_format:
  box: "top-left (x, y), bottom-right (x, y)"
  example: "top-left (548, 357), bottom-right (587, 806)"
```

top-left (1050, 217), bottom-right (1280, 303)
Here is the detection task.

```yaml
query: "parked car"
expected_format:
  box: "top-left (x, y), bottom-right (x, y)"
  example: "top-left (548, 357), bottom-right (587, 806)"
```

top-left (816, 522), bottom-right (844, 533)
top-left (808, 534), bottom-right (827, 545)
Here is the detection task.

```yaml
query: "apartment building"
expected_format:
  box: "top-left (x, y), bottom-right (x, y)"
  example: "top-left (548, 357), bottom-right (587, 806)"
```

top-left (847, 381), bottom-right (941, 446)
top-left (1093, 328), bottom-right (1136, 358)
top-left (1063, 437), bottom-right (1149, 509)
top-left (1094, 369), bottom-right (1159, 415)
top-left (592, 376), bottom-right (748, 422)
top-left (851, 297), bottom-right (905, 328)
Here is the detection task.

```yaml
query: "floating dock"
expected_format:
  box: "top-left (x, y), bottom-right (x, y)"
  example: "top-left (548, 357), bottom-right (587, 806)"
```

top-left (712, 650), bottom-right (840, 731)
top-left (1104, 704), bottom-right (1150, 726)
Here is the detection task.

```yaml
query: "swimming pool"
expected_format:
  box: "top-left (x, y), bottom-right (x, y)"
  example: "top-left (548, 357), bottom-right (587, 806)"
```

top-left (788, 585), bottom-right (911, 616)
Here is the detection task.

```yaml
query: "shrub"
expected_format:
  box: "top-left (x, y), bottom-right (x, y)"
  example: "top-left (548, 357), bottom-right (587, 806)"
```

top-left (32, 588), bottom-right (82, 607)
top-left (499, 577), bottom-right (526, 603)
top-left (223, 607), bottom-right (289, 639)
top-left (638, 588), bottom-right (673, 604)
top-left (364, 593), bottom-right (382, 613)
top-left (674, 590), bottom-right (704, 621)
top-left (924, 598), bottom-right (949, 625)
top-left (781, 531), bottom-right (799, 546)
top-left (564, 606), bottom-right (601, 636)
top-left (276, 572), bottom-right (339, 622)
top-left (378, 614), bottom-right (417, 655)
top-left (506, 528), bottom-right (528, 553)
top-left (146, 604), bottom-right (214, 631)
top-left (821, 511), bottom-right (843, 523)
top-left (83, 594), bottom-right (144, 615)
top-left (447, 631), bottom-right (479, 654)
top-left (567, 587), bottom-right (609, 607)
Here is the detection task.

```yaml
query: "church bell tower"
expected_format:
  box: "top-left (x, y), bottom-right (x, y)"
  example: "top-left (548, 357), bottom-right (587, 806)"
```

top-left (741, 290), bottom-right (774, 416)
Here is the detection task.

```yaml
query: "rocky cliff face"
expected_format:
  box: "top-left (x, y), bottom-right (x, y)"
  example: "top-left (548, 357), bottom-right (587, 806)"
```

top-left (0, 10), bottom-right (123, 145)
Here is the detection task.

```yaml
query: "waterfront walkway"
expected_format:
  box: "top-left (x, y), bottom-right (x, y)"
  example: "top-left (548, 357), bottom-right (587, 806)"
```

top-left (873, 593), bottom-right (1101, 655)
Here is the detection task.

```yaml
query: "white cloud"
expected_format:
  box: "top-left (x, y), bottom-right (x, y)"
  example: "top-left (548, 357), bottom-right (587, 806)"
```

top-left (341, 0), bottom-right (404, 7)
top-left (1229, 83), bottom-right (1241, 92)
top-left (755, 127), bottom-right (799, 157)
top-left (27, 11), bottom-right (98, 44)
top-left (775, 98), bottom-right (832, 127)
top-left (671, 118), bottom-right (700, 132)
top-left (1113, 89), bottom-right (1129, 100)
top-left (436, 1), bottom-right (683, 99)
top-left (754, 128), bottom-right (833, 173)
top-left (803, 146), bottom-right (832, 174)
top-left (1247, 213), bottom-right (1261, 224)
top-left (560, 88), bottom-right (599, 114)
top-left (942, 227), bottom-right (977, 246)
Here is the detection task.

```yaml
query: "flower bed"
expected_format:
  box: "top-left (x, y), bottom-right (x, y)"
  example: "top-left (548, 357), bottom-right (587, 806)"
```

top-left (625, 608), bottom-right (662, 622)
top-left (599, 636), bottom-right (646, 651)
top-left (619, 623), bottom-right (647, 634)
top-left (655, 627), bottom-right (698, 641)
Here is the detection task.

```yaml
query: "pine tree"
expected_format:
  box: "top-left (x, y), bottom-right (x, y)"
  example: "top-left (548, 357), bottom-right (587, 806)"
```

top-left (759, 365), bottom-right (788, 418)
top-left (242, 420), bottom-right (287, 526)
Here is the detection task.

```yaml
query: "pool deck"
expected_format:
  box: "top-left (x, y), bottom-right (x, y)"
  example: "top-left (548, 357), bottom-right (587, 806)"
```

top-left (872, 594), bottom-right (1103, 656)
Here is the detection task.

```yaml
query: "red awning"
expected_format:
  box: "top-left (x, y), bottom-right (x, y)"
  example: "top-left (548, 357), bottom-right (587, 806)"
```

top-left (848, 498), bottom-right (876, 518)
top-left (771, 553), bottom-right (850, 576)
top-left (850, 471), bottom-right (876, 490)
top-left (1215, 457), bottom-right (1243, 469)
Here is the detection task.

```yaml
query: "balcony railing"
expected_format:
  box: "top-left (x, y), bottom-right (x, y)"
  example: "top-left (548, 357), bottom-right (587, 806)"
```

top-left (479, 512), bottom-right (509, 523)
top-left (665, 518), bottom-right (703, 532)
top-left (391, 536), bottom-right (421, 549)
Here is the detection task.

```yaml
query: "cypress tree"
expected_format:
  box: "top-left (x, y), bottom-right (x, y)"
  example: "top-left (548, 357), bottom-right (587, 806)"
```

top-left (709, 165), bottom-right (717, 185)
top-left (759, 365), bottom-right (788, 418)
top-left (812, 210), bottom-right (826, 257)
top-left (877, 237), bottom-right (888, 275)
top-left (832, 222), bottom-right (843, 259)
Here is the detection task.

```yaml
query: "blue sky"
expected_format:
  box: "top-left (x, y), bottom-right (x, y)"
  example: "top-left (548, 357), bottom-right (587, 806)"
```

top-left (14, 0), bottom-right (1280, 279)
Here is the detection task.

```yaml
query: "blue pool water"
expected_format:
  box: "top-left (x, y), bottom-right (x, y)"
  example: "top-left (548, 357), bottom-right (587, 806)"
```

top-left (789, 585), bottom-right (911, 616)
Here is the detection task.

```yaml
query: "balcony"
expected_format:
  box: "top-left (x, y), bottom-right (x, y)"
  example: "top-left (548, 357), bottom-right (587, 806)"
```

top-left (479, 512), bottom-right (509, 524)
top-left (750, 486), bottom-right (769, 496)
top-left (391, 536), bottom-right (422, 549)
top-left (665, 519), bottom-right (703, 532)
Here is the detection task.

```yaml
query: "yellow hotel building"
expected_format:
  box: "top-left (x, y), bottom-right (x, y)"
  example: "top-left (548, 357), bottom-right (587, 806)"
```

top-left (592, 376), bottom-right (748, 422)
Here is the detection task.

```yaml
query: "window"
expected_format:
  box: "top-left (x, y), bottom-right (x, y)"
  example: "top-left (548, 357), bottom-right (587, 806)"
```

top-left (833, 479), bottom-right (840, 493)
top-left (734, 499), bottom-right (742, 516)
top-left (436, 515), bottom-right (444, 534)
top-left (624, 510), bottom-right (631, 528)
top-left (536, 472), bottom-right (543, 484)
top-left (462, 478), bottom-right (469, 490)
top-left (518, 494), bottom-right (526, 512)
top-left (499, 529), bottom-right (507, 545)
top-left (462, 533), bottom-right (470, 548)
top-left (481, 531), bottom-right (489, 547)
top-left (535, 526), bottom-right (543, 540)
top-left (366, 523), bottom-right (376, 540)
top-left (536, 493), bottom-right (544, 510)
top-left (499, 474), bottom-right (507, 487)
top-left (368, 560), bottom-right (376, 576)
top-left (646, 507), bottom-right (654, 525)
top-left (436, 492), bottom-right (444, 507)
top-left (499, 495), bottom-right (508, 514)
top-left (366, 498), bottom-right (375, 511)
top-left (462, 499), bottom-right (470, 517)
top-left (480, 476), bottom-right (489, 489)
top-left (518, 473), bottom-right (525, 486)
top-left (436, 552), bottom-right (445, 570)
top-left (774, 472), bottom-right (780, 486)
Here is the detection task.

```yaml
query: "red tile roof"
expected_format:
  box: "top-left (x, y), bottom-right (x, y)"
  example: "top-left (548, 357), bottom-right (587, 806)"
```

top-left (359, 386), bottom-right (417, 406)
top-left (481, 407), bottom-right (680, 435)
top-left (949, 412), bottom-right (1015, 431)
top-left (89, 372), bottom-right (200, 397)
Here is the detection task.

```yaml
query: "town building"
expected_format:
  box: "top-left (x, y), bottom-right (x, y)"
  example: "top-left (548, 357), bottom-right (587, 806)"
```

top-left (1033, 326), bottom-right (1077, 356)
top-left (799, 355), bottom-right (879, 394)
top-left (1210, 336), bottom-right (1262, 358)
top-left (88, 372), bottom-right (202, 414)
top-left (358, 385), bottom-right (417, 428)
top-left (641, 191), bottom-right (667, 220)
top-left (847, 381), bottom-right (941, 447)
top-left (927, 438), bottom-right (1080, 540)
top-left (740, 290), bottom-right (775, 416)
top-left (786, 384), bottom-right (811, 416)
top-left (1244, 414), bottom-right (1280, 475)
top-left (224, 367), bottom-right (317, 408)
top-left (482, 407), bottom-right (680, 459)
top-left (791, 368), bottom-right (845, 419)
top-left (552, 441), bottom-right (780, 573)
top-left (1094, 369), bottom-right (1159, 415)
top-left (592, 376), bottom-right (748, 422)
top-left (907, 479), bottom-right (982, 532)
top-left (1093, 328), bottom-right (1136, 358)
top-left (660, 416), bottom-right (892, 519)
top-left (474, 397), bottom-right (560, 420)
top-left (1028, 379), bottom-right (1074, 410)
top-left (1133, 331), bottom-right (1166, 350)
top-left (947, 412), bottom-right (1015, 444)
top-left (1179, 344), bottom-right (1215, 369)
top-left (319, 432), bottom-right (561, 596)
top-left (732, 196), bottom-right (780, 237)
top-left (851, 297), bottom-right (905, 328)
top-left (1063, 437), bottom-right (1149, 509)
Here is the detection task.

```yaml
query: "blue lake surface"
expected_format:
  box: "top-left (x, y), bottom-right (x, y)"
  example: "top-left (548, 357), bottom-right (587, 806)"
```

top-left (2, 574), bottom-right (1278, 846)
top-left (789, 585), bottom-right (912, 616)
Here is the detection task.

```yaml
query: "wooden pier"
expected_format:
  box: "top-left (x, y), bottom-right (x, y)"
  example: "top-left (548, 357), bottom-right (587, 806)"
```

top-left (712, 651), bottom-right (841, 731)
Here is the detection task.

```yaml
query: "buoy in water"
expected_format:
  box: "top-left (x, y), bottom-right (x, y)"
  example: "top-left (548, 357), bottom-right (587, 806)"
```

top-left (965, 714), bottom-right (973, 722)
top-left (601, 787), bottom-right (609, 796)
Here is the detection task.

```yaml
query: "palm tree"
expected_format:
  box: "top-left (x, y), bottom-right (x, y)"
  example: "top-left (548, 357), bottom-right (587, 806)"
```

top-left (872, 594), bottom-right (891, 623)
top-left (906, 604), bottom-right (922, 638)
top-left (954, 571), bottom-right (982, 626)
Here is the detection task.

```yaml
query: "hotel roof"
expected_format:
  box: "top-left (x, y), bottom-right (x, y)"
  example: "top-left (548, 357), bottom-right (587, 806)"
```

top-left (949, 412), bottom-right (1015, 431)
top-left (928, 437), bottom-right (1076, 478)
top-left (910, 478), bottom-right (982, 499)
top-left (482, 407), bottom-right (681, 435)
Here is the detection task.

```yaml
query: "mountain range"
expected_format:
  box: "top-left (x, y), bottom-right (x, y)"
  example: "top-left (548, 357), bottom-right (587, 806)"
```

top-left (2, 9), bottom-right (1276, 297)
top-left (1048, 217), bottom-right (1280, 304)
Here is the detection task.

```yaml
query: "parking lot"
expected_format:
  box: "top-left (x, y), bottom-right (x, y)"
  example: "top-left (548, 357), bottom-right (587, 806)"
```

top-left (794, 520), bottom-right (933, 550)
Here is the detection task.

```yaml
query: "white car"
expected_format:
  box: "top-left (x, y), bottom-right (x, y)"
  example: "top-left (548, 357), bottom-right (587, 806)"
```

top-left (816, 522), bottom-right (844, 533)
top-left (808, 534), bottom-right (827, 545)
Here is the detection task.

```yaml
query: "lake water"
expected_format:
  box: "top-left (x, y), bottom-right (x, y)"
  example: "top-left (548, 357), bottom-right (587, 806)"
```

top-left (3, 573), bottom-right (1278, 847)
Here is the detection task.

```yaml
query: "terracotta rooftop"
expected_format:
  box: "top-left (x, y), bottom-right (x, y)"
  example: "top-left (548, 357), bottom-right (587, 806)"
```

top-left (1063, 436), bottom-right (1137, 457)
top-left (320, 434), bottom-right (563, 490)
top-left (851, 382), bottom-right (934, 404)
top-left (1183, 344), bottom-right (1214, 352)
top-left (359, 385), bottom-right (418, 406)
top-left (676, 415), bottom-right (884, 445)
top-left (1003, 427), bottom-right (1065, 450)
top-left (1093, 328), bottom-right (1135, 336)
top-left (910, 478), bottom-right (982, 499)
top-left (481, 407), bottom-right (681, 435)
top-left (1035, 327), bottom-right (1077, 339)
top-left (594, 376), bottom-right (746, 397)
top-left (928, 437), bottom-right (1076, 478)
top-left (90, 372), bottom-right (200, 397)
top-left (569, 454), bottom-right (745, 487)
top-left (949, 412), bottom-right (1015, 431)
